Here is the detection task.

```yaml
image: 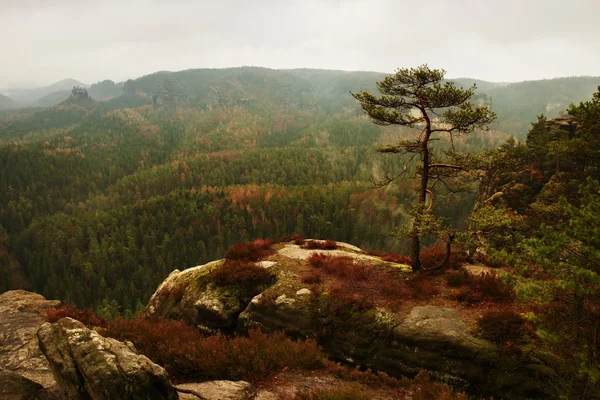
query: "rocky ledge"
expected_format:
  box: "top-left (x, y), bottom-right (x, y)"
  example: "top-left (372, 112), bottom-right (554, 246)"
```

top-left (145, 240), bottom-right (555, 399)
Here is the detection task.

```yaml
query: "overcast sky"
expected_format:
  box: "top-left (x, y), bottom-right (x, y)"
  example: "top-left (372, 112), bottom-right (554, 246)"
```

top-left (1, 0), bottom-right (599, 88)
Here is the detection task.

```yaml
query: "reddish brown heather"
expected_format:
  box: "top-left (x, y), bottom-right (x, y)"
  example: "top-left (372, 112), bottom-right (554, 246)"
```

top-left (301, 239), bottom-right (338, 250)
top-left (211, 259), bottom-right (274, 287)
top-left (225, 239), bottom-right (274, 261)
top-left (46, 305), bottom-right (107, 327)
top-left (104, 319), bottom-right (325, 384)
top-left (308, 254), bottom-right (370, 281)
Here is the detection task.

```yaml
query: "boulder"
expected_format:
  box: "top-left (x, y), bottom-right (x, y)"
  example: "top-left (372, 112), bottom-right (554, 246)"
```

top-left (0, 371), bottom-right (44, 400)
top-left (0, 290), bottom-right (61, 387)
top-left (145, 260), bottom-right (274, 332)
top-left (37, 317), bottom-right (178, 400)
top-left (176, 380), bottom-right (253, 400)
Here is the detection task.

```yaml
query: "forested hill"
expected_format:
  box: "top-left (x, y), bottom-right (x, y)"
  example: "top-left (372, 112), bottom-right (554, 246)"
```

top-left (0, 66), bottom-right (598, 318)
top-left (123, 68), bottom-right (600, 136)
top-left (4, 68), bottom-right (599, 136)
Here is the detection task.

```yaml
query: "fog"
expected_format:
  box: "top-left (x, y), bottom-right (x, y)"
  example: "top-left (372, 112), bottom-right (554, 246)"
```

top-left (1, 0), bottom-right (599, 87)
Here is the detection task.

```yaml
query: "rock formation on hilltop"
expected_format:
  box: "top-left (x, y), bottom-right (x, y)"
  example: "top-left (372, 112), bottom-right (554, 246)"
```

top-left (146, 239), bottom-right (555, 399)
top-left (71, 85), bottom-right (89, 101)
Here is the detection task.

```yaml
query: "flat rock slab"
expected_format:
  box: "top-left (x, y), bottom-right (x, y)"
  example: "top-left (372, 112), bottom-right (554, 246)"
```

top-left (277, 244), bottom-right (410, 271)
top-left (0, 290), bottom-right (61, 387)
top-left (394, 305), bottom-right (496, 359)
top-left (176, 381), bottom-right (253, 400)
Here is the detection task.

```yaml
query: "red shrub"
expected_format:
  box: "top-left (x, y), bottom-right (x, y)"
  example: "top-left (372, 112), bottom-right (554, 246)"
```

top-left (301, 270), bottom-right (323, 284)
top-left (453, 288), bottom-right (483, 304)
top-left (445, 269), bottom-right (473, 287)
top-left (308, 254), bottom-right (371, 281)
top-left (279, 233), bottom-right (305, 246)
top-left (211, 260), bottom-right (274, 287)
top-left (46, 305), bottom-right (107, 327)
top-left (381, 252), bottom-right (412, 264)
top-left (452, 272), bottom-right (514, 304)
top-left (104, 319), bottom-right (325, 383)
top-left (308, 252), bottom-right (329, 268)
top-left (476, 272), bottom-right (514, 302)
top-left (225, 239), bottom-right (274, 261)
top-left (328, 283), bottom-right (375, 313)
top-left (407, 371), bottom-right (468, 400)
top-left (420, 246), bottom-right (464, 270)
top-left (410, 279), bottom-right (440, 298)
top-left (301, 239), bottom-right (338, 250)
top-left (295, 383), bottom-right (371, 400)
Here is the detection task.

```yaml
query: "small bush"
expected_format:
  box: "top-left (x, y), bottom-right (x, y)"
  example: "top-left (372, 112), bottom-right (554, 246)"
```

top-left (476, 272), bottom-right (514, 302)
top-left (478, 310), bottom-right (527, 344)
top-left (105, 320), bottom-right (325, 383)
top-left (301, 270), bottom-right (323, 284)
top-left (302, 240), bottom-right (337, 250)
top-left (407, 371), bottom-right (468, 400)
top-left (308, 252), bottom-right (329, 268)
top-left (295, 383), bottom-right (371, 400)
top-left (328, 284), bottom-right (375, 313)
top-left (445, 269), bottom-right (473, 287)
top-left (380, 252), bottom-right (412, 264)
top-left (452, 272), bottom-right (514, 304)
top-left (453, 288), bottom-right (482, 304)
top-left (420, 246), bottom-right (464, 270)
top-left (211, 260), bottom-right (274, 287)
top-left (325, 362), bottom-right (403, 388)
top-left (410, 279), bottom-right (440, 298)
top-left (294, 235), bottom-right (306, 246)
top-left (308, 254), bottom-right (370, 281)
top-left (46, 305), bottom-right (107, 327)
top-left (280, 233), bottom-right (306, 246)
top-left (225, 239), bottom-right (274, 261)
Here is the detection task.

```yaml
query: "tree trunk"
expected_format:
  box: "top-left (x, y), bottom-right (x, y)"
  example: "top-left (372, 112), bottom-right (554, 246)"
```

top-left (411, 132), bottom-right (430, 272)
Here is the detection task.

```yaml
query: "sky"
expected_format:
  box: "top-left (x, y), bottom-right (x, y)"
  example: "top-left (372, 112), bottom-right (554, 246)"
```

top-left (1, 0), bottom-right (599, 88)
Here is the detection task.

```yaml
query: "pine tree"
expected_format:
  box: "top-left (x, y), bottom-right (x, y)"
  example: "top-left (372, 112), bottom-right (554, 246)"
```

top-left (352, 65), bottom-right (496, 270)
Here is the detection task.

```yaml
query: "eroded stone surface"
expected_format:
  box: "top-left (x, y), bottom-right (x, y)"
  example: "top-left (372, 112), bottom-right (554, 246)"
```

top-left (144, 259), bottom-right (275, 331)
top-left (394, 306), bottom-right (497, 358)
top-left (0, 290), bottom-right (61, 387)
top-left (37, 317), bottom-right (178, 400)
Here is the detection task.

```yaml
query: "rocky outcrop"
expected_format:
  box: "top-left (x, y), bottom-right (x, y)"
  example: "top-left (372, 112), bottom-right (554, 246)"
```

top-left (71, 86), bottom-right (89, 101)
top-left (145, 260), bottom-right (275, 333)
top-left (146, 241), bottom-right (554, 399)
top-left (0, 290), bottom-right (61, 387)
top-left (37, 317), bottom-right (178, 400)
top-left (546, 114), bottom-right (581, 138)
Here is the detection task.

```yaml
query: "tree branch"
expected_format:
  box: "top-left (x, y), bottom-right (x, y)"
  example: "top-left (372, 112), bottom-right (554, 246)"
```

top-left (429, 163), bottom-right (467, 171)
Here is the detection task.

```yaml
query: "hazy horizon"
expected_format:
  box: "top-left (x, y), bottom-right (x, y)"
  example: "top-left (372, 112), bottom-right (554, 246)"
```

top-left (2, 0), bottom-right (599, 89)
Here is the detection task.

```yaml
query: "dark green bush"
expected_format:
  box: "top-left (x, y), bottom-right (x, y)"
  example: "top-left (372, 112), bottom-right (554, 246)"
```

top-left (478, 310), bottom-right (527, 344)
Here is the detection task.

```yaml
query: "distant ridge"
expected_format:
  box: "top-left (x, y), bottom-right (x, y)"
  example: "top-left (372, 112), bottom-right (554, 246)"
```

top-left (5, 78), bottom-right (89, 104)
top-left (0, 93), bottom-right (19, 110)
